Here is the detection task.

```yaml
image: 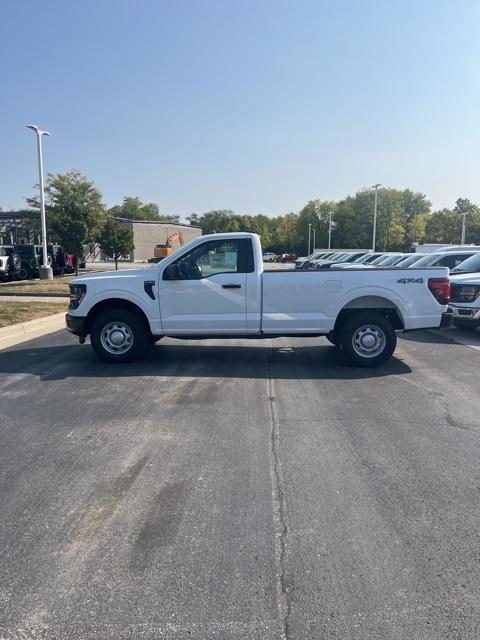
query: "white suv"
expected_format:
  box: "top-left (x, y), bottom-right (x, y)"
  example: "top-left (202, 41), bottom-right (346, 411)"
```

top-left (262, 252), bottom-right (277, 263)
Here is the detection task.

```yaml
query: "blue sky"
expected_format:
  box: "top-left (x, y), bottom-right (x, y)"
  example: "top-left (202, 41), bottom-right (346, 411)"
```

top-left (1, 0), bottom-right (479, 218)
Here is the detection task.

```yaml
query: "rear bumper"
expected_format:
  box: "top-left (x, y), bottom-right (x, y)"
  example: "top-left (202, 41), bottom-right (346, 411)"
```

top-left (66, 313), bottom-right (87, 337)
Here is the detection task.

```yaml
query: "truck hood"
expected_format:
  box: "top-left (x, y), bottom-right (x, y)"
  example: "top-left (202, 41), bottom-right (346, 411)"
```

top-left (449, 272), bottom-right (480, 284)
top-left (72, 267), bottom-right (156, 285)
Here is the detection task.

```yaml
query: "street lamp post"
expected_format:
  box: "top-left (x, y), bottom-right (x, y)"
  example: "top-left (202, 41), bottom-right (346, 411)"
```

top-left (372, 184), bottom-right (381, 251)
top-left (328, 211), bottom-right (333, 250)
top-left (308, 223), bottom-right (312, 255)
top-left (312, 228), bottom-right (316, 252)
top-left (26, 124), bottom-right (53, 280)
top-left (461, 212), bottom-right (467, 245)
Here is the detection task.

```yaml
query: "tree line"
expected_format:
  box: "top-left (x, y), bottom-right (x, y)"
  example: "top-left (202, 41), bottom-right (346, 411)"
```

top-left (187, 192), bottom-right (480, 255)
top-left (15, 170), bottom-right (480, 268)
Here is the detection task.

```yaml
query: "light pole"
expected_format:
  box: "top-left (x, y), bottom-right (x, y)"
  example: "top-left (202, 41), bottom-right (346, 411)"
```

top-left (461, 212), bottom-right (467, 244)
top-left (308, 223), bottom-right (312, 255)
top-left (312, 228), bottom-right (316, 252)
top-left (372, 183), bottom-right (381, 251)
top-left (328, 211), bottom-right (333, 250)
top-left (26, 124), bottom-right (53, 279)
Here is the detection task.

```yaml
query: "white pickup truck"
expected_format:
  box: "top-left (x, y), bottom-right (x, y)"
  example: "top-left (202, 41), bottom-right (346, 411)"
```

top-left (66, 232), bottom-right (451, 366)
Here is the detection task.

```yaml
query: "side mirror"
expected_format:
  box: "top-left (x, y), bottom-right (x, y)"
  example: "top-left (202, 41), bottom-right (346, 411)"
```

top-left (164, 263), bottom-right (182, 280)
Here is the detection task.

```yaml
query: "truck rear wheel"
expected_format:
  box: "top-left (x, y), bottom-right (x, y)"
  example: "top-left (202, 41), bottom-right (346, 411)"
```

top-left (338, 312), bottom-right (397, 367)
top-left (90, 310), bottom-right (148, 363)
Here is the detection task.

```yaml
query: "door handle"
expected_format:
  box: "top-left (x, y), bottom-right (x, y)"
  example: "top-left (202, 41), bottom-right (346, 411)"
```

top-left (222, 283), bottom-right (242, 289)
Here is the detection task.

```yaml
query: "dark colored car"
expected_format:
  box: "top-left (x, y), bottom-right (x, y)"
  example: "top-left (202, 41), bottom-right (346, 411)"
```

top-left (277, 252), bottom-right (297, 263)
top-left (14, 244), bottom-right (41, 279)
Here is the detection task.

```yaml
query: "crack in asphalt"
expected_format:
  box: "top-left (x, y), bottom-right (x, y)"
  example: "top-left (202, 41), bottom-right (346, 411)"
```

top-left (267, 342), bottom-right (291, 640)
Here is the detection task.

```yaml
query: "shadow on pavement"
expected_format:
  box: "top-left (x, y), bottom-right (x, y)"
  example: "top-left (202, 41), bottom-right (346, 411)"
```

top-left (0, 340), bottom-right (412, 381)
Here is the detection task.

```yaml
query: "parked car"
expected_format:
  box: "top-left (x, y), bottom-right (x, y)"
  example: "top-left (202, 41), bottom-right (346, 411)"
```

top-left (364, 253), bottom-right (405, 267)
top-left (277, 252), bottom-right (297, 263)
top-left (319, 251), bottom-right (370, 269)
top-left (295, 251), bottom-right (333, 269)
top-left (309, 251), bottom-right (350, 269)
top-left (408, 251), bottom-right (478, 271)
top-left (449, 271), bottom-right (480, 330)
top-left (394, 253), bottom-right (428, 268)
top-left (451, 253), bottom-right (480, 275)
top-left (433, 245), bottom-right (479, 253)
top-left (14, 244), bottom-right (41, 279)
top-left (66, 232), bottom-right (451, 367)
top-left (262, 252), bottom-right (277, 263)
top-left (335, 252), bottom-right (387, 268)
top-left (0, 245), bottom-right (22, 281)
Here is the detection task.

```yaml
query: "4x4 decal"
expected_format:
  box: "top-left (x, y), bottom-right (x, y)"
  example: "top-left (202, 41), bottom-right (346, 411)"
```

top-left (397, 277), bottom-right (424, 284)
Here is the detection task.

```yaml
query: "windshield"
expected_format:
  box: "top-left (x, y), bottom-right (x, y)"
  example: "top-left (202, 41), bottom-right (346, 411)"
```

top-left (370, 254), bottom-right (394, 265)
top-left (377, 254), bottom-right (406, 266)
top-left (331, 253), bottom-right (355, 262)
top-left (413, 254), bottom-right (442, 267)
top-left (451, 253), bottom-right (480, 273)
top-left (352, 253), bottom-right (380, 264)
top-left (322, 252), bottom-right (347, 261)
top-left (396, 254), bottom-right (426, 267)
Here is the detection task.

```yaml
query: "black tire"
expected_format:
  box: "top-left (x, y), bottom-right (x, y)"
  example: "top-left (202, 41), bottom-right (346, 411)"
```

top-left (17, 266), bottom-right (29, 280)
top-left (452, 318), bottom-right (480, 331)
top-left (90, 310), bottom-right (149, 363)
top-left (325, 332), bottom-right (339, 346)
top-left (338, 312), bottom-right (397, 367)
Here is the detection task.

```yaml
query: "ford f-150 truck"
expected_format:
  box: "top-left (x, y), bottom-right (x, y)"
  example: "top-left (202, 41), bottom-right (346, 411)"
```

top-left (66, 232), bottom-right (451, 366)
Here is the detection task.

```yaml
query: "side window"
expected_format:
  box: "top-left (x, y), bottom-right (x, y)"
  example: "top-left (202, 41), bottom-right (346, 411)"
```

top-left (164, 239), bottom-right (253, 280)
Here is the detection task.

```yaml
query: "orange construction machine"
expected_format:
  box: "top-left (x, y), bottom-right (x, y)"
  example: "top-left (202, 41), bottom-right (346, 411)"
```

top-left (153, 231), bottom-right (185, 261)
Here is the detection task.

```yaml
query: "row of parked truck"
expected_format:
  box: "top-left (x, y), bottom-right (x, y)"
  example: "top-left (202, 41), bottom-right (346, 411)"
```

top-left (0, 243), bottom-right (85, 281)
top-left (294, 245), bottom-right (480, 331)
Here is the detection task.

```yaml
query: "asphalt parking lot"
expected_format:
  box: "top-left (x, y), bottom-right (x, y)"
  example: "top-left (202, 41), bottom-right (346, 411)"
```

top-left (1, 328), bottom-right (480, 639)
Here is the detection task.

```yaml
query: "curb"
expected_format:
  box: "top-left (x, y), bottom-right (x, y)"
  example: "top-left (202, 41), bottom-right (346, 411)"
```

top-left (0, 312), bottom-right (67, 350)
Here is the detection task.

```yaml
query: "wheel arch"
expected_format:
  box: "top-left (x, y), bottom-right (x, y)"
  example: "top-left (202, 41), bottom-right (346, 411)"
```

top-left (333, 295), bottom-right (405, 334)
top-left (85, 298), bottom-right (152, 335)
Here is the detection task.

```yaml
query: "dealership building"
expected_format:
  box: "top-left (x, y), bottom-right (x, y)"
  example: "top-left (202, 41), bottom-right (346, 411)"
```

top-left (113, 217), bottom-right (202, 261)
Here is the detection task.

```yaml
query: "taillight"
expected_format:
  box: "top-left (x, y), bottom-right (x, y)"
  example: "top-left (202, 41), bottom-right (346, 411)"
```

top-left (69, 284), bottom-right (87, 309)
top-left (428, 277), bottom-right (450, 305)
top-left (0, 259), bottom-right (4, 267)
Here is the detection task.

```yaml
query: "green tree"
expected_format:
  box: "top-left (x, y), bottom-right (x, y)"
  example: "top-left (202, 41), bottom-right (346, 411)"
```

top-left (97, 217), bottom-right (134, 269)
top-left (109, 196), bottom-right (178, 222)
top-left (26, 170), bottom-right (106, 274)
top-left (424, 208), bottom-right (461, 244)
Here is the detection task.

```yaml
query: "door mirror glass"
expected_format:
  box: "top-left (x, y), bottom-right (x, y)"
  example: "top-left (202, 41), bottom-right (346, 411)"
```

top-left (164, 263), bottom-right (182, 280)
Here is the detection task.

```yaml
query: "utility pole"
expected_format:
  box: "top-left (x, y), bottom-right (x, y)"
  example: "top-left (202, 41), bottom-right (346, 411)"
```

top-left (461, 212), bottom-right (466, 244)
top-left (328, 211), bottom-right (333, 250)
top-left (308, 223), bottom-right (312, 255)
top-left (372, 184), bottom-right (381, 251)
top-left (26, 124), bottom-right (53, 279)
top-left (312, 228), bottom-right (316, 252)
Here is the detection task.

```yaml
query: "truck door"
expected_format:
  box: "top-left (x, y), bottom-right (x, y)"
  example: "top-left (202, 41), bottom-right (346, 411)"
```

top-left (159, 238), bottom-right (253, 334)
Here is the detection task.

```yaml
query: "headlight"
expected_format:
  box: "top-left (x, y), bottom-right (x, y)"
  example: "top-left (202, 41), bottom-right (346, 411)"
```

top-left (69, 284), bottom-right (87, 309)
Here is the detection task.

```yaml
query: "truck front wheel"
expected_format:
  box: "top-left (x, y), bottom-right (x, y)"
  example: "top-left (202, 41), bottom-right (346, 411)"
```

top-left (90, 310), bottom-right (148, 363)
top-left (338, 312), bottom-right (397, 367)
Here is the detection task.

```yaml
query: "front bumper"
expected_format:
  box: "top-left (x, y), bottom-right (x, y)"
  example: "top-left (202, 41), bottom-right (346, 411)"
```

top-left (66, 313), bottom-right (87, 337)
top-left (448, 304), bottom-right (480, 321)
